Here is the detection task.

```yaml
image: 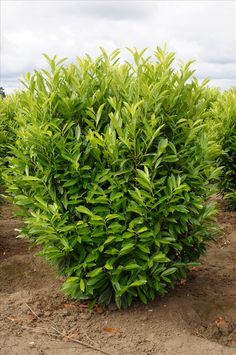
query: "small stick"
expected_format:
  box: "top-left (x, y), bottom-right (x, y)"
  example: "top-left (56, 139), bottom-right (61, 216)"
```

top-left (50, 325), bottom-right (111, 355)
top-left (82, 329), bottom-right (100, 347)
top-left (6, 318), bottom-right (60, 337)
top-left (25, 303), bottom-right (39, 319)
top-left (25, 303), bottom-right (68, 335)
top-left (24, 303), bottom-right (111, 355)
top-left (22, 325), bottom-right (60, 337)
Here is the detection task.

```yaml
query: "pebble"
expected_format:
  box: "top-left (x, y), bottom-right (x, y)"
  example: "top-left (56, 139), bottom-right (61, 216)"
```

top-left (62, 309), bottom-right (71, 316)
top-left (108, 303), bottom-right (118, 312)
top-left (140, 315), bottom-right (148, 322)
top-left (80, 311), bottom-right (92, 320)
top-left (44, 311), bottom-right (52, 317)
top-left (66, 315), bottom-right (77, 322)
top-left (217, 321), bottom-right (233, 336)
top-left (206, 323), bottom-right (220, 337)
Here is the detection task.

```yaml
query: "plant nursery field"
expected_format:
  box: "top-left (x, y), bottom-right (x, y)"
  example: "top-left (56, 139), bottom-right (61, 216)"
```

top-left (0, 196), bottom-right (235, 355)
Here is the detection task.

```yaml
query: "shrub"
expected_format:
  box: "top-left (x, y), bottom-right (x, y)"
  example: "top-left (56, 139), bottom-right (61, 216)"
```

top-left (4, 48), bottom-right (219, 308)
top-left (211, 88), bottom-right (236, 208)
top-left (0, 94), bottom-right (19, 192)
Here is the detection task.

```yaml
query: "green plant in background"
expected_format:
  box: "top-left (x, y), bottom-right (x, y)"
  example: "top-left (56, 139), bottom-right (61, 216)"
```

top-left (210, 88), bottom-right (236, 209)
top-left (0, 87), bottom-right (6, 99)
top-left (0, 93), bottom-right (19, 194)
top-left (4, 47), bottom-right (220, 308)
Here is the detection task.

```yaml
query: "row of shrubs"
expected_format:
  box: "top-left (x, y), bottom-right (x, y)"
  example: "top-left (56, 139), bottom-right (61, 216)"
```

top-left (0, 47), bottom-right (235, 308)
top-left (209, 89), bottom-right (236, 208)
top-left (0, 93), bottom-right (19, 195)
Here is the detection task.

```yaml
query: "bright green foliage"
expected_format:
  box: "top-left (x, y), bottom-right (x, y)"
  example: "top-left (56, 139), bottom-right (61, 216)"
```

top-left (0, 94), bottom-right (19, 189)
top-left (4, 48), bottom-right (219, 308)
top-left (0, 97), bottom-right (9, 176)
top-left (202, 87), bottom-right (220, 113)
top-left (211, 88), bottom-right (236, 208)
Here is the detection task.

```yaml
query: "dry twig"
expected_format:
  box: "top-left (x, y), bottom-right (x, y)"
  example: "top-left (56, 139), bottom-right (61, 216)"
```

top-left (24, 303), bottom-right (110, 355)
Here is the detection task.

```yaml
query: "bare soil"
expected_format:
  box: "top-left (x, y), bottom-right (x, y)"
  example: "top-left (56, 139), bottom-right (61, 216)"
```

top-left (0, 197), bottom-right (236, 355)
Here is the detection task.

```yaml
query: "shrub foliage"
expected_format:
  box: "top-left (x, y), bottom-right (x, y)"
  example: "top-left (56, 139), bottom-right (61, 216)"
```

top-left (210, 89), bottom-right (236, 208)
top-left (0, 94), bottom-right (19, 190)
top-left (4, 48), bottom-right (219, 308)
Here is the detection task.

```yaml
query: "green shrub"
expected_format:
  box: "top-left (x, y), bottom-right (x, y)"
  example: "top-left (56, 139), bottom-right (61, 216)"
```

top-left (4, 48), bottom-right (219, 308)
top-left (0, 94), bottom-right (19, 192)
top-left (211, 88), bottom-right (236, 208)
top-left (0, 97), bottom-right (9, 181)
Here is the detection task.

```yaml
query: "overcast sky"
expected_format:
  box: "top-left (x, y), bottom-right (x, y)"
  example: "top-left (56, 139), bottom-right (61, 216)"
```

top-left (1, 0), bottom-right (236, 94)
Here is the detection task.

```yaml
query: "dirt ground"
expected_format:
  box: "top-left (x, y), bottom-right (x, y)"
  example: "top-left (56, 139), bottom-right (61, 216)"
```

top-left (0, 197), bottom-right (236, 355)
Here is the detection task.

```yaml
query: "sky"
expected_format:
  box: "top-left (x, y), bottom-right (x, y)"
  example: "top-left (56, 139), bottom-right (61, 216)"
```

top-left (1, 0), bottom-right (236, 94)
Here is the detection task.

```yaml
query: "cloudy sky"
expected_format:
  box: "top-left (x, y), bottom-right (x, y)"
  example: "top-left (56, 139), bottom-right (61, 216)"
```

top-left (1, 0), bottom-right (236, 93)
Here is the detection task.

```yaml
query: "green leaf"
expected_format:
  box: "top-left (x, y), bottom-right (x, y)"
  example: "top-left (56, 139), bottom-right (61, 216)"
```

top-left (130, 279), bottom-right (147, 287)
top-left (137, 227), bottom-right (148, 234)
top-left (129, 217), bottom-right (144, 230)
top-left (63, 179), bottom-right (79, 187)
top-left (104, 263), bottom-right (113, 270)
top-left (80, 279), bottom-right (85, 291)
top-left (137, 288), bottom-right (148, 304)
top-left (137, 244), bottom-right (150, 253)
top-left (87, 267), bottom-right (103, 278)
top-left (119, 243), bottom-right (135, 256)
top-left (161, 267), bottom-right (177, 277)
top-left (123, 263), bottom-right (141, 271)
top-left (22, 176), bottom-right (40, 181)
top-left (76, 206), bottom-right (93, 216)
top-left (157, 138), bottom-right (168, 156)
top-left (153, 252), bottom-right (170, 262)
top-left (105, 214), bottom-right (120, 222)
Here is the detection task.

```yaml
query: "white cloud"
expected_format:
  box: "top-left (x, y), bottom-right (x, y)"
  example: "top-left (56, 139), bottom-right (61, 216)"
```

top-left (1, 0), bottom-right (236, 91)
top-left (196, 61), bottom-right (236, 79)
